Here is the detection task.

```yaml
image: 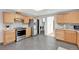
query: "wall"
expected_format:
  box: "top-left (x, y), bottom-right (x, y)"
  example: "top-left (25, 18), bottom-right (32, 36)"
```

top-left (0, 12), bottom-right (3, 43)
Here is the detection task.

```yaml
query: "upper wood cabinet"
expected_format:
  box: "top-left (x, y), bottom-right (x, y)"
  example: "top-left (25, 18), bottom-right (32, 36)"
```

top-left (56, 11), bottom-right (79, 24)
top-left (65, 30), bottom-right (77, 44)
top-left (3, 29), bottom-right (16, 45)
top-left (3, 12), bottom-right (15, 24)
top-left (15, 13), bottom-right (24, 19)
top-left (55, 14), bottom-right (65, 24)
top-left (64, 12), bottom-right (79, 23)
top-left (24, 16), bottom-right (29, 23)
top-left (24, 16), bottom-right (33, 23)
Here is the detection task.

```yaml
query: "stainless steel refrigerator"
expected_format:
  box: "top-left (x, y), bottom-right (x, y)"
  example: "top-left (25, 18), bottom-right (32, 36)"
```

top-left (29, 19), bottom-right (39, 36)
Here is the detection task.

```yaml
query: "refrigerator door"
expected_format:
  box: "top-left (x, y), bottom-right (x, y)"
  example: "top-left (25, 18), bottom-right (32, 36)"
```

top-left (33, 25), bottom-right (37, 35)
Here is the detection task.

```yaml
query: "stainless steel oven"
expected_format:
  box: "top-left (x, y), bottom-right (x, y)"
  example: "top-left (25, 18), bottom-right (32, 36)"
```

top-left (16, 28), bottom-right (26, 41)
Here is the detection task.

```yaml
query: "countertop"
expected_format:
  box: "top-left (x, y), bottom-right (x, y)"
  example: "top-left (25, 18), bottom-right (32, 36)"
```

top-left (56, 29), bottom-right (79, 33)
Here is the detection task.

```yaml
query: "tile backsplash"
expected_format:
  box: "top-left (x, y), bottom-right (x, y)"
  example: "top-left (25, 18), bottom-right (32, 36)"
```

top-left (55, 23), bottom-right (65, 29)
top-left (4, 22), bottom-right (29, 30)
top-left (55, 23), bottom-right (75, 30)
top-left (64, 24), bottom-right (74, 29)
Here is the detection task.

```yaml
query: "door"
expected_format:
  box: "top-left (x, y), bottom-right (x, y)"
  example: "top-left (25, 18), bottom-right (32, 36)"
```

top-left (4, 29), bottom-right (16, 45)
top-left (65, 30), bottom-right (76, 44)
top-left (55, 29), bottom-right (64, 40)
top-left (3, 12), bottom-right (15, 24)
top-left (37, 19), bottom-right (39, 34)
top-left (56, 14), bottom-right (65, 24)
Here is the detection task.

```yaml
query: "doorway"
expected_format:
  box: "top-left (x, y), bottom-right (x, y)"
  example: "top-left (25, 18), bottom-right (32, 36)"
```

top-left (39, 18), bottom-right (46, 35)
top-left (45, 16), bottom-right (54, 37)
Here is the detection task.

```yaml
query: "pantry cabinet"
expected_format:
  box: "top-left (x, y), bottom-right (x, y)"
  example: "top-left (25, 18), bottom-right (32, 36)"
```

top-left (26, 28), bottom-right (32, 37)
top-left (3, 29), bottom-right (16, 45)
top-left (3, 12), bottom-right (15, 24)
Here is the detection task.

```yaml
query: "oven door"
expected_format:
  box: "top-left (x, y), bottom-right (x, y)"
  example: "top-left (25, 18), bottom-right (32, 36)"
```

top-left (16, 30), bottom-right (26, 41)
top-left (17, 30), bottom-right (26, 36)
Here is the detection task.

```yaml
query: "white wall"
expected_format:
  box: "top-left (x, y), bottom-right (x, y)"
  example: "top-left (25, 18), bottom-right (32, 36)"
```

top-left (0, 12), bottom-right (3, 43)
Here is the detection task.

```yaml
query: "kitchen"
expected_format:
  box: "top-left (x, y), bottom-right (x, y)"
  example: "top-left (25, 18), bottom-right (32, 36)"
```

top-left (55, 10), bottom-right (79, 49)
top-left (0, 10), bottom-right (39, 46)
top-left (0, 9), bottom-right (79, 50)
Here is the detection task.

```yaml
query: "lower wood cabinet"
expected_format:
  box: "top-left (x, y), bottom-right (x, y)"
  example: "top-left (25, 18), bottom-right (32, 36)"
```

top-left (3, 29), bottom-right (16, 45)
top-left (55, 29), bottom-right (77, 44)
top-left (77, 32), bottom-right (79, 47)
top-left (65, 30), bottom-right (77, 44)
top-left (26, 28), bottom-right (32, 37)
top-left (55, 29), bottom-right (65, 40)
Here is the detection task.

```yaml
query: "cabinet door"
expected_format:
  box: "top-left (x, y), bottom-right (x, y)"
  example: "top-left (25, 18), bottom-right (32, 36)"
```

top-left (65, 12), bottom-right (79, 23)
top-left (3, 29), bottom-right (16, 45)
top-left (26, 28), bottom-right (32, 37)
top-left (3, 12), bottom-right (15, 24)
top-left (77, 32), bottom-right (79, 47)
top-left (24, 16), bottom-right (29, 23)
top-left (55, 30), bottom-right (64, 40)
top-left (65, 30), bottom-right (76, 44)
top-left (56, 14), bottom-right (65, 24)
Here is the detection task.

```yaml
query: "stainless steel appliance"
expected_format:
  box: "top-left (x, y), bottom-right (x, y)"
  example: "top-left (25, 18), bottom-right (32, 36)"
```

top-left (74, 25), bottom-right (79, 30)
top-left (16, 28), bottom-right (26, 41)
top-left (30, 19), bottom-right (38, 36)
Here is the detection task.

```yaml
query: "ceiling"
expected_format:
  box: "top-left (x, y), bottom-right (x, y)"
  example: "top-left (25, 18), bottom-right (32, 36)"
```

top-left (14, 9), bottom-right (75, 16)
top-left (0, 9), bottom-right (76, 16)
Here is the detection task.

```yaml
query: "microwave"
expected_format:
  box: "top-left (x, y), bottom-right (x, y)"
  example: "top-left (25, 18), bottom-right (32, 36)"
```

top-left (74, 25), bottom-right (79, 30)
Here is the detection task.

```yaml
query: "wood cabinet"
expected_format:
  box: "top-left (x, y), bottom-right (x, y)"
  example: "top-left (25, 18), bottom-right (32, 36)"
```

top-left (77, 32), bottom-right (79, 47)
top-left (56, 11), bottom-right (79, 24)
top-left (64, 12), bottom-right (79, 23)
top-left (26, 28), bottom-right (32, 37)
top-left (3, 29), bottom-right (16, 45)
top-left (3, 12), bottom-right (15, 24)
top-left (65, 30), bottom-right (77, 44)
top-left (24, 16), bottom-right (30, 23)
top-left (56, 14), bottom-right (65, 24)
top-left (55, 29), bottom-right (65, 40)
top-left (55, 29), bottom-right (77, 44)
top-left (15, 13), bottom-right (23, 19)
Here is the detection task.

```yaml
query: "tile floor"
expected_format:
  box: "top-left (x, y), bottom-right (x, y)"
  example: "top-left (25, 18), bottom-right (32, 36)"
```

top-left (0, 34), bottom-right (78, 50)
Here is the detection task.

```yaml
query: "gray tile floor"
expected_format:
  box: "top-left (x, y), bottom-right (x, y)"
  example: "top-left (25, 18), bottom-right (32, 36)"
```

top-left (0, 34), bottom-right (78, 50)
